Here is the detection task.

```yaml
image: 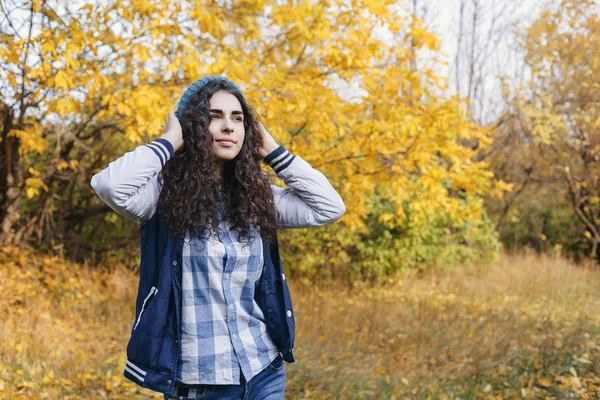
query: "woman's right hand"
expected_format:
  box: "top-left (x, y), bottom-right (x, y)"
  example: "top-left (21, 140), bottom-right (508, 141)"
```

top-left (162, 105), bottom-right (183, 151)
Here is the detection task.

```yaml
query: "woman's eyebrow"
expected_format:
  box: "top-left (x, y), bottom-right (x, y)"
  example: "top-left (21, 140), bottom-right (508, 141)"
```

top-left (209, 109), bottom-right (243, 115)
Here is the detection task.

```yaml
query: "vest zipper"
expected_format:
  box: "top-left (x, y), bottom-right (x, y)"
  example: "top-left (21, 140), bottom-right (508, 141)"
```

top-left (133, 286), bottom-right (158, 330)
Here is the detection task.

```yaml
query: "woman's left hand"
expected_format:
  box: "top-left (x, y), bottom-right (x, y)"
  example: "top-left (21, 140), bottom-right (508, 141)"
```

top-left (257, 122), bottom-right (279, 160)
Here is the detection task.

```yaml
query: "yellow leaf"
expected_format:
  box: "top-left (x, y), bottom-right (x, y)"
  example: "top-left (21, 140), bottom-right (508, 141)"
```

top-left (28, 167), bottom-right (41, 176)
top-left (54, 70), bottom-right (74, 90)
top-left (537, 377), bottom-right (553, 387)
top-left (26, 187), bottom-right (39, 199)
top-left (25, 177), bottom-right (48, 198)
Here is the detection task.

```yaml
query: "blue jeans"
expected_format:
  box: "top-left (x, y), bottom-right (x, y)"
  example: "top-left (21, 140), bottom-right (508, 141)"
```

top-left (163, 354), bottom-right (286, 400)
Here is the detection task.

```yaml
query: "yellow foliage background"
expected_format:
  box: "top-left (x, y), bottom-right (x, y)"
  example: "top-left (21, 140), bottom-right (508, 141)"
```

top-left (0, 0), bottom-right (505, 281)
top-left (2, 0), bottom-right (600, 398)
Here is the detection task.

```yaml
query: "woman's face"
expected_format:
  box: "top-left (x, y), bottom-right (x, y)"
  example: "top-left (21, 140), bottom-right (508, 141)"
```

top-left (208, 90), bottom-right (246, 161)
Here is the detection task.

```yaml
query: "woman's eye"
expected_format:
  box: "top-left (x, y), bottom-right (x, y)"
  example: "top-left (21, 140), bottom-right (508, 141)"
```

top-left (210, 114), bottom-right (220, 119)
top-left (234, 117), bottom-right (243, 122)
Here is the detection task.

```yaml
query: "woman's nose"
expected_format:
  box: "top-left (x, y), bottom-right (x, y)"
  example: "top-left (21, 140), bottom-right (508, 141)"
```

top-left (222, 118), bottom-right (234, 132)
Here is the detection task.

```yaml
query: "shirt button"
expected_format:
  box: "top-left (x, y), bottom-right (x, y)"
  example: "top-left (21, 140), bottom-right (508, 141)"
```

top-left (232, 333), bottom-right (238, 339)
top-left (172, 260), bottom-right (177, 265)
top-left (167, 379), bottom-right (172, 384)
top-left (229, 305), bottom-right (234, 310)
top-left (287, 310), bottom-right (292, 317)
top-left (225, 273), bottom-right (230, 279)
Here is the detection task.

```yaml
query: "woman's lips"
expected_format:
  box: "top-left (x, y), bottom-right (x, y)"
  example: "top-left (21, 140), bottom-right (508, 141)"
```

top-left (216, 140), bottom-right (235, 147)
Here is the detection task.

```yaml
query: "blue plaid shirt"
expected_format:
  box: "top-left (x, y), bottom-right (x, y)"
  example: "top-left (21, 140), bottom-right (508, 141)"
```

top-left (176, 217), bottom-right (280, 385)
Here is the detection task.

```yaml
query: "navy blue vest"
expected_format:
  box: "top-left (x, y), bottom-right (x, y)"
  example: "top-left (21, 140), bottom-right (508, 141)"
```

top-left (123, 203), bottom-right (295, 394)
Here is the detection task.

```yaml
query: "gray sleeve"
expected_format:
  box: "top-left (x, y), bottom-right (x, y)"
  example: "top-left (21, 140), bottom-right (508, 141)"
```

top-left (265, 146), bottom-right (346, 228)
top-left (90, 138), bottom-right (174, 225)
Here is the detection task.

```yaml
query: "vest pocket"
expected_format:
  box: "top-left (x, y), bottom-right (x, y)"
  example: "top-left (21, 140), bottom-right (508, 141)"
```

top-left (134, 286), bottom-right (158, 330)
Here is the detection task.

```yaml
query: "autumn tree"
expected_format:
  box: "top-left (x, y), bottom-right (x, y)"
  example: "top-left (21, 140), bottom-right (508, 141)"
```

top-left (489, 0), bottom-right (600, 259)
top-left (0, 0), bottom-right (501, 280)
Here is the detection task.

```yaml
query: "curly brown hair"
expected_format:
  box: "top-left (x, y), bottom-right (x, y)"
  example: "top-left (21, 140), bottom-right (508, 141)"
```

top-left (157, 80), bottom-right (279, 244)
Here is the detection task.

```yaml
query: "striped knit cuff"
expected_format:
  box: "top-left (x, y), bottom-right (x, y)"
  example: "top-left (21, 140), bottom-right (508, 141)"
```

top-left (146, 138), bottom-right (175, 168)
top-left (264, 145), bottom-right (296, 174)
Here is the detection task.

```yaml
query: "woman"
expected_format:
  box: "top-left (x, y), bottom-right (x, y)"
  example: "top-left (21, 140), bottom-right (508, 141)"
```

top-left (90, 76), bottom-right (345, 399)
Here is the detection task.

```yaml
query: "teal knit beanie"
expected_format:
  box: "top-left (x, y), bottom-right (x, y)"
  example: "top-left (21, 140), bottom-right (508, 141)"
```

top-left (177, 76), bottom-right (244, 120)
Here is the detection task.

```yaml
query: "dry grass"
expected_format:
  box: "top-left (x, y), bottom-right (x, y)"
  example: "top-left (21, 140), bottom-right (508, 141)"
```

top-left (1, 247), bottom-right (600, 399)
top-left (289, 250), bottom-right (600, 399)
